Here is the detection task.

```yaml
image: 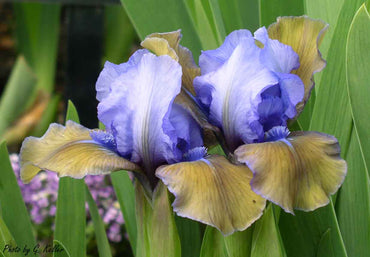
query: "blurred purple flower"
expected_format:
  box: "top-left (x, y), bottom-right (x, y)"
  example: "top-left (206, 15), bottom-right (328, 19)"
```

top-left (10, 153), bottom-right (124, 242)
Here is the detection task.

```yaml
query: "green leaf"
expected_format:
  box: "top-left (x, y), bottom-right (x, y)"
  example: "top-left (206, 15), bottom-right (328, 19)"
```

top-left (0, 213), bottom-right (23, 257)
top-left (0, 141), bottom-right (36, 252)
top-left (30, 95), bottom-right (60, 137)
top-left (346, 4), bottom-right (370, 177)
top-left (53, 240), bottom-right (71, 257)
top-left (279, 201), bottom-right (347, 257)
top-left (218, 0), bottom-right (259, 33)
top-left (259, 0), bottom-right (305, 27)
top-left (184, 0), bottom-right (225, 49)
top-left (316, 229), bottom-right (335, 257)
top-left (297, 87), bottom-right (315, 131)
top-left (134, 182), bottom-right (152, 257)
top-left (0, 56), bottom-right (36, 136)
top-left (104, 5), bottom-right (137, 64)
top-left (175, 216), bottom-right (201, 257)
top-left (200, 227), bottom-right (228, 257)
top-left (337, 7), bottom-right (370, 257)
top-left (14, 2), bottom-right (61, 92)
top-left (85, 185), bottom-right (112, 257)
top-left (305, 0), bottom-right (345, 86)
top-left (120, 0), bottom-right (202, 57)
top-left (337, 8), bottom-right (370, 256)
top-left (135, 182), bottom-right (181, 257)
top-left (110, 171), bottom-right (137, 254)
top-left (224, 228), bottom-right (253, 257)
top-left (54, 101), bottom-right (86, 257)
top-left (309, 0), bottom-right (364, 155)
top-left (251, 205), bottom-right (286, 257)
top-left (150, 182), bottom-right (181, 257)
top-left (336, 131), bottom-right (370, 257)
top-left (282, 0), bottom-right (366, 255)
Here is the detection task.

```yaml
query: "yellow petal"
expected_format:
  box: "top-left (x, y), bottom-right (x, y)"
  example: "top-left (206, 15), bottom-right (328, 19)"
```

top-left (268, 16), bottom-right (328, 116)
top-left (156, 155), bottom-right (266, 235)
top-left (234, 131), bottom-right (347, 213)
top-left (20, 120), bottom-right (140, 183)
top-left (141, 37), bottom-right (179, 61)
top-left (141, 30), bottom-right (200, 95)
top-left (145, 30), bottom-right (182, 50)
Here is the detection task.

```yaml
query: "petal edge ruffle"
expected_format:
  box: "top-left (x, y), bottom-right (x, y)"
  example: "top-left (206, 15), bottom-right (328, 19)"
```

top-left (156, 155), bottom-right (266, 235)
top-left (20, 121), bottom-right (140, 183)
top-left (267, 16), bottom-right (328, 117)
top-left (235, 131), bottom-right (346, 213)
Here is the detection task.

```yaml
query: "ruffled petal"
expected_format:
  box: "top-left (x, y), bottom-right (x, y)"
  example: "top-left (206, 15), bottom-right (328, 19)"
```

top-left (254, 27), bottom-right (300, 74)
top-left (195, 42), bottom-right (279, 150)
top-left (267, 16), bottom-right (328, 116)
top-left (141, 30), bottom-right (199, 95)
top-left (97, 53), bottom-right (182, 172)
top-left (141, 30), bottom-right (219, 147)
top-left (199, 29), bottom-right (253, 75)
top-left (156, 155), bottom-right (266, 235)
top-left (96, 49), bottom-right (149, 102)
top-left (168, 103), bottom-right (203, 155)
top-left (235, 129), bottom-right (347, 213)
top-left (20, 121), bottom-right (140, 183)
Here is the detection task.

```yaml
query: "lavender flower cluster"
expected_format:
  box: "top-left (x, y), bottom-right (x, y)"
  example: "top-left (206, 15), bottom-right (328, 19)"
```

top-left (10, 154), bottom-right (124, 242)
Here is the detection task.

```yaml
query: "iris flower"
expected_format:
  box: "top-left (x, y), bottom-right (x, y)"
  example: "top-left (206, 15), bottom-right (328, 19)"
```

top-left (20, 16), bottom-right (347, 236)
top-left (190, 16), bottom-right (347, 215)
top-left (20, 33), bottom-right (265, 236)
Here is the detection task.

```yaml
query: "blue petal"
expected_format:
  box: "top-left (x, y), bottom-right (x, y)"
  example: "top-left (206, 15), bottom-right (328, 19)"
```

top-left (182, 147), bottom-right (207, 162)
top-left (199, 30), bottom-right (253, 75)
top-left (167, 103), bottom-right (203, 160)
top-left (264, 126), bottom-right (290, 142)
top-left (195, 42), bottom-right (279, 151)
top-left (254, 27), bottom-right (300, 73)
top-left (277, 73), bottom-right (304, 118)
top-left (97, 52), bottom-right (183, 172)
top-left (257, 85), bottom-right (286, 131)
top-left (96, 49), bottom-right (149, 102)
top-left (90, 130), bottom-right (118, 153)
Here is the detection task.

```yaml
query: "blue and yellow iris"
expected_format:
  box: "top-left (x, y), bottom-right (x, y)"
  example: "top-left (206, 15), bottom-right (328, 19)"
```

top-left (20, 16), bottom-right (346, 236)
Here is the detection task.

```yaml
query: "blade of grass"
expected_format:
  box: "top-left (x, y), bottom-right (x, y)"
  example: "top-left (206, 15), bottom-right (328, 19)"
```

top-left (259, 0), bottom-right (304, 27)
top-left (14, 3), bottom-right (61, 93)
top-left (251, 205), bottom-right (286, 257)
top-left (279, 200), bottom-right (347, 257)
top-left (184, 0), bottom-right (225, 49)
top-left (110, 171), bottom-right (137, 255)
top-left (336, 130), bottom-right (370, 257)
top-left (224, 228), bottom-right (253, 257)
top-left (218, 0), bottom-right (259, 33)
top-left (0, 215), bottom-right (22, 257)
top-left (346, 4), bottom-right (370, 178)
top-left (85, 185), bottom-right (112, 257)
top-left (175, 216), bottom-right (201, 257)
top-left (54, 101), bottom-right (86, 257)
top-left (0, 141), bottom-right (36, 253)
top-left (104, 5), bottom-right (137, 64)
top-left (297, 87), bottom-right (315, 131)
top-left (134, 182), bottom-right (181, 257)
top-left (309, 0), bottom-right (364, 155)
top-left (0, 56), bottom-right (36, 136)
top-left (30, 95), bottom-right (60, 137)
top-left (120, 0), bottom-right (202, 57)
top-left (53, 240), bottom-right (71, 257)
top-left (305, 0), bottom-right (345, 87)
top-left (335, 5), bottom-right (370, 257)
top-left (200, 227), bottom-right (228, 257)
top-left (221, 0), bottom-right (258, 31)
